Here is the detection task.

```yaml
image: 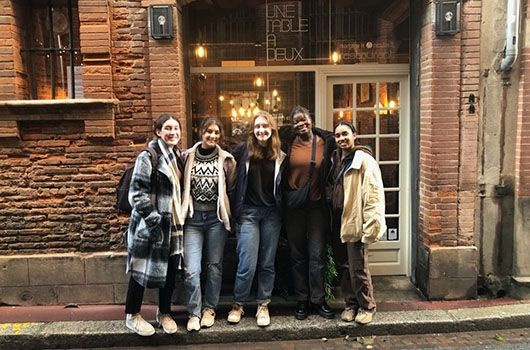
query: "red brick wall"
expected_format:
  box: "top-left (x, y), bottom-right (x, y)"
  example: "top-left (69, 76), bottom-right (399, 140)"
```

top-left (458, 0), bottom-right (481, 246)
top-left (0, 1), bottom-right (188, 255)
top-left (418, 1), bottom-right (480, 247)
top-left (0, 1), bottom-right (19, 99)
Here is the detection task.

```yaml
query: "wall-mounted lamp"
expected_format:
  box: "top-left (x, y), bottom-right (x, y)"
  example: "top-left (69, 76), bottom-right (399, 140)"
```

top-left (150, 6), bottom-right (173, 39)
top-left (195, 45), bottom-right (207, 59)
top-left (435, 0), bottom-right (461, 36)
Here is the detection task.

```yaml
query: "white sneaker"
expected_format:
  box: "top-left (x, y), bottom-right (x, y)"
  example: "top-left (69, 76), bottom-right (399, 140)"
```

top-left (355, 308), bottom-right (375, 324)
top-left (126, 313), bottom-right (155, 337)
top-left (256, 303), bottom-right (270, 327)
top-left (227, 303), bottom-right (244, 324)
top-left (187, 315), bottom-right (201, 332)
top-left (156, 309), bottom-right (177, 334)
top-left (200, 308), bottom-right (216, 328)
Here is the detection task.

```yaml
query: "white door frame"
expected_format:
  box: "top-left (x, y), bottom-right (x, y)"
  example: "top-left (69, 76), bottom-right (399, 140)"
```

top-left (322, 66), bottom-right (410, 276)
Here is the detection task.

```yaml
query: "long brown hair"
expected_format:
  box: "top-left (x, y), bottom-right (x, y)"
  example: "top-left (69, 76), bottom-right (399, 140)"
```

top-left (247, 111), bottom-right (281, 160)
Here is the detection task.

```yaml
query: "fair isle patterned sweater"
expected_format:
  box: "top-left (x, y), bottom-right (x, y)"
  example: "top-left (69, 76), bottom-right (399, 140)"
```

top-left (190, 146), bottom-right (219, 211)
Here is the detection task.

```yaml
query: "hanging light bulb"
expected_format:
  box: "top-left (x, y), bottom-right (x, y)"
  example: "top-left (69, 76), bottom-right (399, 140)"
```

top-left (254, 77), bottom-right (263, 87)
top-left (195, 45), bottom-right (207, 59)
top-left (218, 95), bottom-right (225, 102)
top-left (330, 51), bottom-right (341, 64)
top-left (272, 89), bottom-right (278, 97)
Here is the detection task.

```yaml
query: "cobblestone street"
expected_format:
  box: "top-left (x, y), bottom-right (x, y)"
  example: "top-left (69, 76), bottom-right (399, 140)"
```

top-left (82, 327), bottom-right (530, 350)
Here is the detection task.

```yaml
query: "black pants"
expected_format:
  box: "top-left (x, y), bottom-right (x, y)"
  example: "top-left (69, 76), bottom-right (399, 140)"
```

top-left (125, 256), bottom-right (178, 314)
top-left (284, 203), bottom-right (328, 304)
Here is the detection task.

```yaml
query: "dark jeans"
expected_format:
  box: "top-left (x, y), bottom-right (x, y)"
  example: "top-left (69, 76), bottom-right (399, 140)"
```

top-left (125, 255), bottom-right (178, 314)
top-left (331, 212), bottom-right (376, 311)
top-left (284, 203), bottom-right (328, 304)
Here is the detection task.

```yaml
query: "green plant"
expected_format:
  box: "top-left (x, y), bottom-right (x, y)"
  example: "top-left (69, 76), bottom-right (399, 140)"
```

top-left (324, 244), bottom-right (338, 300)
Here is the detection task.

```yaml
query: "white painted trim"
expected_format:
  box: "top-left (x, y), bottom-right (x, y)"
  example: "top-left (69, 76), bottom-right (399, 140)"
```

top-left (325, 73), bottom-right (411, 277)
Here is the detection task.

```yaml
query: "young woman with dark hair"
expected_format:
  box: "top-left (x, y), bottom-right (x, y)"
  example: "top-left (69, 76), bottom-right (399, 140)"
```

top-left (328, 120), bottom-right (386, 325)
top-left (281, 106), bottom-right (336, 320)
top-left (181, 116), bottom-right (237, 331)
top-left (125, 113), bottom-right (184, 336)
top-left (227, 111), bottom-right (286, 327)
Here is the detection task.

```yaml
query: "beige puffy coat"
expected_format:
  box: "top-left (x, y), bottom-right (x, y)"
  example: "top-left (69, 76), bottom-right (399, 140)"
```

top-left (340, 150), bottom-right (386, 244)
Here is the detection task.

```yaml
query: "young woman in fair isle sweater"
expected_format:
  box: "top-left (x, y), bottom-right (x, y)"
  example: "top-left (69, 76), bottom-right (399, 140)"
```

top-left (181, 117), bottom-right (237, 332)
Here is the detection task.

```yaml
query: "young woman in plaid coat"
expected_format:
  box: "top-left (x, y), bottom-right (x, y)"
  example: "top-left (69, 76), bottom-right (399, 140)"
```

top-left (125, 114), bottom-right (185, 336)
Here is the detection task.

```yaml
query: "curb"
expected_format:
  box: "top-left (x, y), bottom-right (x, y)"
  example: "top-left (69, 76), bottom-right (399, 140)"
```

top-left (1, 304), bottom-right (530, 349)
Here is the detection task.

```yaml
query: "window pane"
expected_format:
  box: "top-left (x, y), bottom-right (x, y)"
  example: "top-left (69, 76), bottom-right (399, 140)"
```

top-left (356, 83), bottom-right (376, 107)
top-left (333, 84), bottom-right (352, 108)
top-left (378, 82), bottom-right (400, 108)
top-left (385, 191), bottom-right (399, 214)
top-left (54, 52), bottom-right (71, 99)
top-left (380, 110), bottom-right (399, 134)
top-left (333, 110), bottom-right (353, 126)
top-left (380, 137), bottom-right (399, 161)
top-left (32, 52), bottom-right (53, 99)
top-left (356, 110), bottom-right (376, 135)
top-left (380, 164), bottom-right (399, 188)
top-left (190, 72), bottom-right (315, 149)
top-left (357, 137), bottom-right (375, 155)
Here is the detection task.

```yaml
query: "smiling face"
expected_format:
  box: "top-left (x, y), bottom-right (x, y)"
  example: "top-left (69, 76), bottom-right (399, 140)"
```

top-left (292, 112), bottom-right (312, 137)
top-left (201, 123), bottom-right (221, 149)
top-left (156, 118), bottom-right (181, 148)
top-left (334, 124), bottom-right (356, 152)
top-left (254, 115), bottom-right (272, 145)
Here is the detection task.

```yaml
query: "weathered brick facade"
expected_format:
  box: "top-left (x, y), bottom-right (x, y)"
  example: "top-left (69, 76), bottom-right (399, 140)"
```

top-left (0, 0), bottom-right (187, 257)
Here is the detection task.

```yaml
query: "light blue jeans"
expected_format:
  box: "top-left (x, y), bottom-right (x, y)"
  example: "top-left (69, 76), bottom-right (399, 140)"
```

top-left (233, 206), bottom-right (282, 305)
top-left (183, 210), bottom-right (228, 317)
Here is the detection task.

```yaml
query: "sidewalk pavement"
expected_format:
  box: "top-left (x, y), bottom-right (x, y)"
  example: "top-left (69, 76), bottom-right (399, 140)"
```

top-left (1, 277), bottom-right (530, 349)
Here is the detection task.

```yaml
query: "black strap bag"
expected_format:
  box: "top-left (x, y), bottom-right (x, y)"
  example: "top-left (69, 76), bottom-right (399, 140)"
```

top-left (284, 136), bottom-right (316, 209)
top-left (116, 147), bottom-right (158, 213)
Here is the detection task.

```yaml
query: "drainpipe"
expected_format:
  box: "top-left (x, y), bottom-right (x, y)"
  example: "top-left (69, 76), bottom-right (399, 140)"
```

top-left (500, 0), bottom-right (521, 72)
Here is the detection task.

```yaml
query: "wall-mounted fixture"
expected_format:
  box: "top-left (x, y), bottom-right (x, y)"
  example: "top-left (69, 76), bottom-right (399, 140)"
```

top-left (195, 45), bottom-right (207, 59)
top-left (468, 93), bottom-right (477, 114)
top-left (150, 5), bottom-right (173, 39)
top-left (435, 0), bottom-right (461, 36)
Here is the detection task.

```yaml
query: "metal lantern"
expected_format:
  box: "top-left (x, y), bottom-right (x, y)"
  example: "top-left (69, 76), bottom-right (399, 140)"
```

top-left (150, 5), bottom-right (173, 39)
top-left (435, 1), bottom-right (461, 36)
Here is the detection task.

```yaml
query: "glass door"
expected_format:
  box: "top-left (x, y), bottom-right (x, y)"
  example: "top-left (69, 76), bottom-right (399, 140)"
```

top-left (327, 76), bottom-right (409, 275)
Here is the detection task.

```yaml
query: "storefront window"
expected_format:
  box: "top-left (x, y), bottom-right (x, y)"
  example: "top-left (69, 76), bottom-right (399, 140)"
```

top-left (186, 0), bottom-right (409, 147)
top-left (190, 72), bottom-right (314, 147)
top-left (188, 0), bottom-right (409, 67)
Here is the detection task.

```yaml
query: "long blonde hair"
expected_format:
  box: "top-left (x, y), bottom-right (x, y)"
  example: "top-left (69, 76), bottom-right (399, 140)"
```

top-left (247, 111), bottom-right (281, 160)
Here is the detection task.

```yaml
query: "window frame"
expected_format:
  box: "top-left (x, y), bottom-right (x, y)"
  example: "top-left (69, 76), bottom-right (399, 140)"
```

top-left (21, 0), bottom-right (80, 100)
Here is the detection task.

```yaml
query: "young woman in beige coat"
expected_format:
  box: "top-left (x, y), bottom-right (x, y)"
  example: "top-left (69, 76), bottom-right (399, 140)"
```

top-left (328, 121), bottom-right (386, 325)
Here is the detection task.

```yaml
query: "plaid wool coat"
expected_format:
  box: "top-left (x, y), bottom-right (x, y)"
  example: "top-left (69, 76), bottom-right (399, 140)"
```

top-left (126, 139), bottom-right (183, 288)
